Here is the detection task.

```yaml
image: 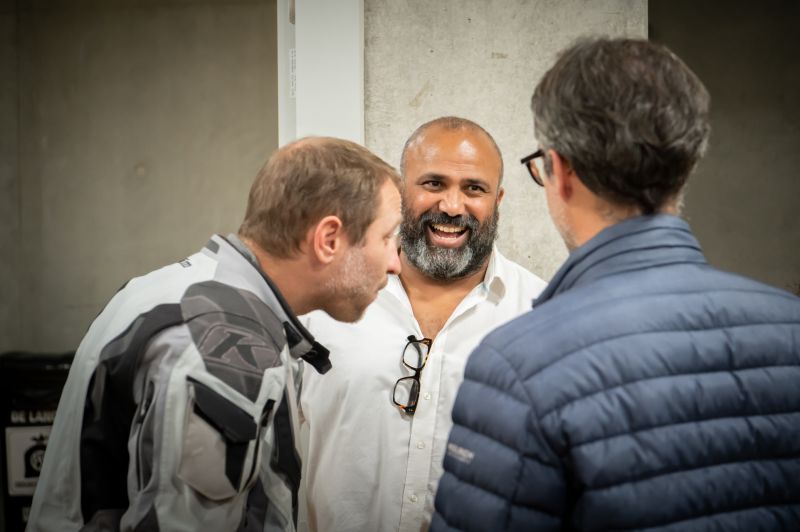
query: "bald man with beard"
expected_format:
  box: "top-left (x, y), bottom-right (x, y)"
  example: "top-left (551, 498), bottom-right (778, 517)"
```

top-left (298, 117), bottom-right (546, 532)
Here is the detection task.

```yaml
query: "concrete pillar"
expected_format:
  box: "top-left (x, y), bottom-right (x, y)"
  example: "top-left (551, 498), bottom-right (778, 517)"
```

top-left (364, 0), bottom-right (648, 279)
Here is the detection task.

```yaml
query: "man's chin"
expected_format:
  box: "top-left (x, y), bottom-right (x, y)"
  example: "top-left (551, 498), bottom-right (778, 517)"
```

top-left (324, 307), bottom-right (363, 324)
top-left (324, 294), bottom-right (377, 323)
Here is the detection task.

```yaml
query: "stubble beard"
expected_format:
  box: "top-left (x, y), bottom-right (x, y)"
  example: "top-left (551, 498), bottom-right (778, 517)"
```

top-left (322, 247), bottom-right (376, 323)
top-left (549, 198), bottom-right (578, 252)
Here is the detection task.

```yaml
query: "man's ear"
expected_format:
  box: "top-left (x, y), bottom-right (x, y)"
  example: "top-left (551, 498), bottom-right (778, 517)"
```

top-left (496, 186), bottom-right (505, 206)
top-left (309, 215), bottom-right (345, 265)
top-left (548, 149), bottom-right (575, 202)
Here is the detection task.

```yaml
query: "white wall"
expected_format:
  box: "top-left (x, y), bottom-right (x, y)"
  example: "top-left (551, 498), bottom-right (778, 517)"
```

top-left (280, 0), bottom-right (365, 145)
top-left (277, 0), bottom-right (296, 144)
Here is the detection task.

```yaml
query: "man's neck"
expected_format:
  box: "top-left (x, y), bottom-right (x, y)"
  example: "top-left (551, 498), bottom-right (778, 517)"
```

top-left (398, 251), bottom-right (490, 339)
top-left (572, 198), bottom-right (680, 249)
top-left (240, 236), bottom-right (318, 316)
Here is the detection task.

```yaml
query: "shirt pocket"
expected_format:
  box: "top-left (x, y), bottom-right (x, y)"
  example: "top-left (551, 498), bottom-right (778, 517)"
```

top-left (177, 376), bottom-right (272, 501)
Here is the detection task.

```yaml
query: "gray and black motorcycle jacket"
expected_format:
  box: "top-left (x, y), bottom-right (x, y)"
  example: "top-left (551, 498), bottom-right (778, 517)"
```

top-left (28, 234), bottom-right (331, 532)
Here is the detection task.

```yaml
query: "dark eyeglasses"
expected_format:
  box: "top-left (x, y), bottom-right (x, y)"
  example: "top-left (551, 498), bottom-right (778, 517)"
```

top-left (520, 149), bottom-right (544, 187)
top-left (392, 335), bottom-right (432, 415)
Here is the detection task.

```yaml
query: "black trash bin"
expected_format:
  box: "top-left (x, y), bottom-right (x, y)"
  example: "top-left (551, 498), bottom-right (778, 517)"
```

top-left (0, 351), bottom-right (73, 532)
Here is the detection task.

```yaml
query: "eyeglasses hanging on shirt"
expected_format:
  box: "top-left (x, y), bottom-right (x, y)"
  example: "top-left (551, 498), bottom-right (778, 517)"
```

top-left (392, 335), bottom-right (433, 415)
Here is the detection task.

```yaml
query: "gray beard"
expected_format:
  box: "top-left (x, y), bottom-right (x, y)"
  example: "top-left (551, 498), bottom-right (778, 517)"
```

top-left (399, 208), bottom-right (498, 281)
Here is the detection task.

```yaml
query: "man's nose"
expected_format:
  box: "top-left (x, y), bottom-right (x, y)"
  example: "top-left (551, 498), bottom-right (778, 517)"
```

top-left (386, 245), bottom-right (401, 275)
top-left (438, 188), bottom-right (465, 217)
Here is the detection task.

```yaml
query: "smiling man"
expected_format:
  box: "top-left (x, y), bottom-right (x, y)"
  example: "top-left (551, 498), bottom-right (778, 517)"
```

top-left (298, 117), bottom-right (546, 532)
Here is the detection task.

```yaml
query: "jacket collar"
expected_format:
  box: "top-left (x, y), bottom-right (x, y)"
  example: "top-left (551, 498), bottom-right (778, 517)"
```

top-left (535, 215), bottom-right (706, 307)
top-left (212, 234), bottom-right (331, 374)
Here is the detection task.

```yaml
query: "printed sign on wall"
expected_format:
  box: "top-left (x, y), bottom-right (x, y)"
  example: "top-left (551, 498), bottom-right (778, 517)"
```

top-left (5, 426), bottom-right (51, 496)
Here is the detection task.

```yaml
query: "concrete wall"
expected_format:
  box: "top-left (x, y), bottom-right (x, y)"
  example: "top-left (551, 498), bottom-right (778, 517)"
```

top-left (4, 0), bottom-right (278, 353)
top-left (650, 0), bottom-right (800, 294)
top-left (0, 4), bottom-right (20, 354)
top-left (364, 0), bottom-right (648, 281)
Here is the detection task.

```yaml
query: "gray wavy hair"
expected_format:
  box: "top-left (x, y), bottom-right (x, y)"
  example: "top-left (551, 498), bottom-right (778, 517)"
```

top-left (531, 37), bottom-right (711, 214)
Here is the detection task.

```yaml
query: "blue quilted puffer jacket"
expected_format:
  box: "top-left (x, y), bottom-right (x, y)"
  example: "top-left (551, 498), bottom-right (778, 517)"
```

top-left (432, 215), bottom-right (800, 532)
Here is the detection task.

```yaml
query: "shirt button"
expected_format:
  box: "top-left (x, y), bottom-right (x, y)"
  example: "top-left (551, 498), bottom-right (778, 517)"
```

top-left (410, 494), bottom-right (418, 503)
top-left (423, 392), bottom-right (431, 400)
top-left (417, 441), bottom-right (425, 449)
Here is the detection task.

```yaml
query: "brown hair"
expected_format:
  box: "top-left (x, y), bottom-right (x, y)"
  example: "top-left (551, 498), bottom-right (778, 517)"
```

top-left (239, 137), bottom-right (401, 258)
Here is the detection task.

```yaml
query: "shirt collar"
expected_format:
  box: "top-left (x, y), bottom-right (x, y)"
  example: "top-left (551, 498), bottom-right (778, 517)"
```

top-left (387, 247), bottom-right (508, 301)
top-left (482, 246), bottom-right (507, 299)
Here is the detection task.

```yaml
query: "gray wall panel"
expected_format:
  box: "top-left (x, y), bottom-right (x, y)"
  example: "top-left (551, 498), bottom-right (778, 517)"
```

top-left (13, 0), bottom-right (278, 351)
top-left (0, 10), bottom-right (20, 353)
top-left (650, 0), bottom-right (800, 293)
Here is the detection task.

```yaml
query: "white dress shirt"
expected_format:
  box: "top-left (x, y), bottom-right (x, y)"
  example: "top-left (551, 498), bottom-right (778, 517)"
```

top-left (298, 248), bottom-right (546, 532)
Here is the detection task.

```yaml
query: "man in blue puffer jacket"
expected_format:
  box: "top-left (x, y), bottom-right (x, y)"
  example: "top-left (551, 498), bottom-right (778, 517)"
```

top-left (431, 37), bottom-right (800, 531)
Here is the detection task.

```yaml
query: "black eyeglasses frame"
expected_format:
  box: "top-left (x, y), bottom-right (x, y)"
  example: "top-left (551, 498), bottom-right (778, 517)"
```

top-left (520, 149), bottom-right (545, 186)
top-left (392, 335), bottom-right (433, 415)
